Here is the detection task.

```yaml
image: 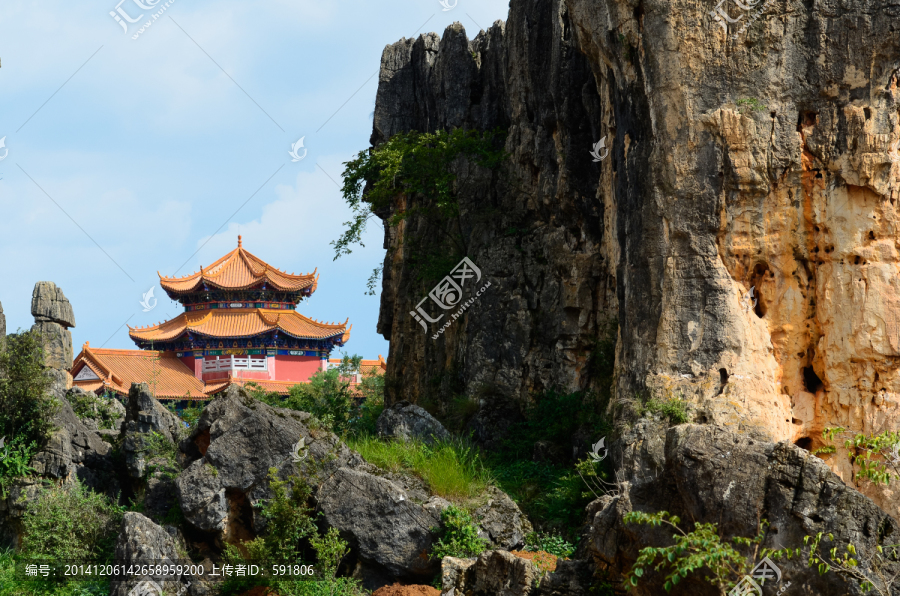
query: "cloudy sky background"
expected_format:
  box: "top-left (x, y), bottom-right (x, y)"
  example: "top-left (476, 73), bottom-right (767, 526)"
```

top-left (0, 0), bottom-right (511, 359)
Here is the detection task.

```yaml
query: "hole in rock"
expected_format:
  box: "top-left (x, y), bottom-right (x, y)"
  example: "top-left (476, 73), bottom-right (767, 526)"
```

top-left (803, 366), bottom-right (823, 393)
top-left (224, 489), bottom-right (257, 553)
top-left (864, 107), bottom-right (872, 120)
top-left (795, 437), bottom-right (813, 451)
top-left (869, 230), bottom-right (876, 240)
top-left (792, 418), bottom-right (802, 425)
top-left (749, 262), bottom-right (769, 318)
top-left (719, 368), bottom-right (729, 385)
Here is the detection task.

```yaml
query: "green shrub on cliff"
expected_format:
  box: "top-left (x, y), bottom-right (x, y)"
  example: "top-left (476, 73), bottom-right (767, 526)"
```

top-left (0, 331), bottom-right (58, 451)
top-left (334, 128), bottom-right (507, 290)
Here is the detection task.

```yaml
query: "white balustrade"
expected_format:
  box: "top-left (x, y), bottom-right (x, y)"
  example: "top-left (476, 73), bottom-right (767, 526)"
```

top-left (202, 355), bottom-right (268, 373)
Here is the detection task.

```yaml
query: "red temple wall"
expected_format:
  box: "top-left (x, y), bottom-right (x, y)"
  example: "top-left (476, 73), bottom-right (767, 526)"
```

top-left (275, 355), bottom-right (322, 382)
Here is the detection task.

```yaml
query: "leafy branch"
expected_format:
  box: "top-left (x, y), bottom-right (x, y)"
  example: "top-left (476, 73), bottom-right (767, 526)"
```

top-left (805, 532), bottom-right (900, 596)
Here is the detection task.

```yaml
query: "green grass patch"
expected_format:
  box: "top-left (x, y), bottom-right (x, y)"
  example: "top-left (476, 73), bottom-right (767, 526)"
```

top-left (637, 397), bottom-right (690, 425)
top-left (347, 436), bottom-right (493, 502)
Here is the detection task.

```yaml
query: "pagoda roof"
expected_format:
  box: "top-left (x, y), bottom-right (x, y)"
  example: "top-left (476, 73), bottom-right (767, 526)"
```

top-left (129, 309), bottom-right (351, 343)
top-left (71, 344), bottom-right (206, 399)
top-left (160, 236), bottom-right (318, 295)
top-left (328, 355), bottom-right (387, 376)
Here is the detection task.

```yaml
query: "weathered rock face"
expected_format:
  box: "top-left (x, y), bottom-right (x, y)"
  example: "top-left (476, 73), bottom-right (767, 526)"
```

top-left (372, 15), bottom-right (616, 413)
top-left (591, 424), bottom-right (900, 595)
top-left (377, 401), bottom-right (452, 444)
top-left (31, 281), bottom-right (76, 327)
top-left (441, 550), bottom-right (540, 596)
top-left (174, 385), bottom-right (365, 541)
top-left (30, 282), bottom-right (75, 370)
top-left (110, 513), bottom-right (193, 596)
top-left (317, 467), bottom-right (446, 580)
top-left (371, 0), bottom-right (900, 512)
top-left (123, 383), bottom-right (185, 479)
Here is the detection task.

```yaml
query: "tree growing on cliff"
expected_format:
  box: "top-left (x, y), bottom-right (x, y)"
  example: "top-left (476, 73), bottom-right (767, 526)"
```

top-left (0, 331), bottom-right (58, 488)
top-left (334, 128), bottom-right (507, 291)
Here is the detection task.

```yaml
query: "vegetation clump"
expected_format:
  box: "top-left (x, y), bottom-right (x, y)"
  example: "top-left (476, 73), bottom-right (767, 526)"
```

top-left (21, 479), bottom-right (123, 562)
top-left (431, 505), bottom-right (489, 560)
top-left (335, 128), bottom-right (507, 290)
top-left (348, 435), bottom-right (492, 502)
top-left (69, 390), bottom-right (122, 430)
top-left (222, 468), bottom-right (365, 596)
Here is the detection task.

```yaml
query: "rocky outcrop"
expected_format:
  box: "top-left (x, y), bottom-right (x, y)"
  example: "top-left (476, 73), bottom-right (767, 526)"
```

top-left (30, 282), bottom-right (74, 370)
top-left (318, 467), bottom-right (446, 580)
top-left (473, 488), bottom-right (531, 551)
top-left (175, 385), bottom-right (364, 540)
top-left (370, 0), bottom-right (900, 514)
top-left (122, 383), bottom-right (185, 479)
top-left (30, 393), bottom-right (118, 494)
top-left (440, 551), bottom-right (539, 596)
top-left (590, 424), bottom-right (900, 594)
top-left (372, 15), bottom-right (614, 415)
top-left (109, 513), bottom-right (192, 596)
top-left (377, 402), bottom-right (451, 444)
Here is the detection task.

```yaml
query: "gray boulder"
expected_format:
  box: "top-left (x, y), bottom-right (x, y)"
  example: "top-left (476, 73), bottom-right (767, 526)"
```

top-left (109, 512), bottom-right (192, 596)
top-left (122, 383), bottom-right (185, 478)
top-left (473, 487), bottom-right (532, 550)
top-left (175, 385), bottom-right (364, 537)
top-left (31, 281), bottom-right (76, 327)
top-left (377, 401), bottom-right (451, 444)
top-left (30, 392), bottom-right (118, 496)
top-left (317, 466), bottom-right (447, 579)
top-left (591, 424), bottom-right (900, 595)
top-left (441, 550), bottom-right (539, 596)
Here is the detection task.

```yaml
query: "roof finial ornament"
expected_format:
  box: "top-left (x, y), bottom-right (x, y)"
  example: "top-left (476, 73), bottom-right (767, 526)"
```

top-left (238, 235), bottom-right (242, 248)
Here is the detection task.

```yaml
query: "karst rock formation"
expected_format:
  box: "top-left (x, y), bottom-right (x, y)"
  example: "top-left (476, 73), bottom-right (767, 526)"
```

top-left (372, 0), bottom-right (900, 516)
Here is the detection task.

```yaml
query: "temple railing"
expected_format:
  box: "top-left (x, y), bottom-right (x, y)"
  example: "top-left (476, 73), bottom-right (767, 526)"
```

top-left (202, 356), bottom-right (268, 373)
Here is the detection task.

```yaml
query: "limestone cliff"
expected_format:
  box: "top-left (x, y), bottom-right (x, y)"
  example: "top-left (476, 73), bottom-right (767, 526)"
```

top-left (371, 0), bottom-right (900, 515)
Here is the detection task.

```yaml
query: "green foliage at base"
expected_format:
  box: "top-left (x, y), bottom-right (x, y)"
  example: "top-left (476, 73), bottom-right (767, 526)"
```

top-left (347, 436), bottom-right (492, 502)
top-left (21, 480), bottom-right (123, 562)
top-left (431, 505), bottom-right (489, 560)
top-left (485, 388), bottom-right (614, 538)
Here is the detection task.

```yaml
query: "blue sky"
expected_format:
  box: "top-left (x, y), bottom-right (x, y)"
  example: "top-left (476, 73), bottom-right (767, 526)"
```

top-left (0, 0), bottom-right (511, 360)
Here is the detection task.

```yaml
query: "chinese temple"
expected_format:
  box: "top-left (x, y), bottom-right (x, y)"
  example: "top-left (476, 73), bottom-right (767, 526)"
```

top-left (70, 237), bottom-right (385, 399)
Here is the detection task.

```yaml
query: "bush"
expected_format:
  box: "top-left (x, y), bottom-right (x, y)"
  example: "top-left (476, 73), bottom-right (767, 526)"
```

top-left (221, 469), bottom-right (365, 596)
top-left (638, 397), bottom-right (690, 425)
top-left (431, 505), bottom-right (488, 559)
top-left (347, 436), bottom-right (493, 502)
top-left (253, 354), bottom-right (383, 438)
top-left (0, 331), bottom-right (58, 450)
top-left (21, 480), bottom-right (123, 561)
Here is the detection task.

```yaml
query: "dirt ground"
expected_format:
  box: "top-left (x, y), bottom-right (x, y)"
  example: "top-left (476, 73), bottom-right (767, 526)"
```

top-left (371, 583), bottom-right (441, 596)
top-left (512, 550), bottom-right (560, 573)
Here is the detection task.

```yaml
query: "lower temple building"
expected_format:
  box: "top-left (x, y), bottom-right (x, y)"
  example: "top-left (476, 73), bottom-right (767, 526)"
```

top-left (70, 237), bottom-right (385, 399)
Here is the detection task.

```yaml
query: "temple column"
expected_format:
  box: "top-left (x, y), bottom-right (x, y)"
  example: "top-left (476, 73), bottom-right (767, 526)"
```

top-left (267, 354), bottom-right (276, 380)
